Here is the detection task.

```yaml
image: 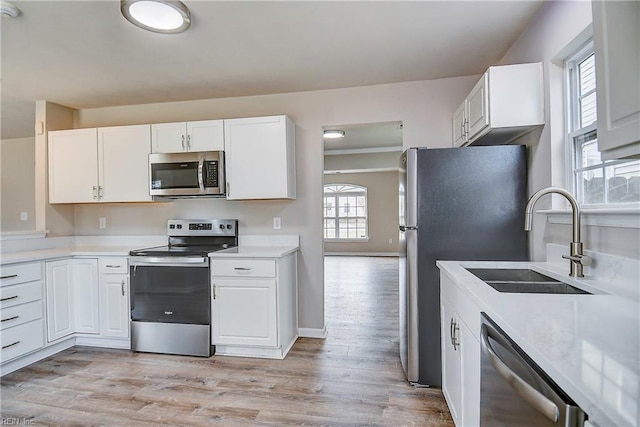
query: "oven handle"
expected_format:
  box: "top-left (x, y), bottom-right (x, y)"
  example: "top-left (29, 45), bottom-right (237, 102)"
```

top-left (129, 257), bottom-right (208, 266)
top-left (481, 323), bottom-right (560, 423)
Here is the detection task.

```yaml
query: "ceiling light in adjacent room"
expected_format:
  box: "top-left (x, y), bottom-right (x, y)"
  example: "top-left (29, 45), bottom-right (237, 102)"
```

top-left (323, 130), bottom-right (346, 139)
top-left (121, 0), bottom-right (191, 34)
top-left (1, 2), bottom-right (21, 18)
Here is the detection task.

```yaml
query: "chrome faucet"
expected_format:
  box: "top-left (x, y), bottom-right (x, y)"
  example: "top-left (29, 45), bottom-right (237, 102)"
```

top-left (524, 187), bottom-right (591, 277)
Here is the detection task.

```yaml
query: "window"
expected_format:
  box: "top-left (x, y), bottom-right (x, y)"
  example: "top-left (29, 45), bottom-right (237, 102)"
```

top-left (567, 43), bottom-right (640, 205)
top-left (323, 184), bottom-right (368, 240)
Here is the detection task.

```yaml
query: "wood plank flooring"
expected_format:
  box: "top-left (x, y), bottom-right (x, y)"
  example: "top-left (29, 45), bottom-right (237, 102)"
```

top-left (1, 256), bottom-right (453, 426)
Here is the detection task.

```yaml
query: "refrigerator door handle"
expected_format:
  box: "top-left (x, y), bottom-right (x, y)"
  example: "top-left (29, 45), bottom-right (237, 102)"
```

top-left (399, 225), bottom-right (418, 232)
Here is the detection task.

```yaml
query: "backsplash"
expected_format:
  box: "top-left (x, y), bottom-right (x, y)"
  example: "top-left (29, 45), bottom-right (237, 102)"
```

top-left (546, 243), bottom-right (640, 301)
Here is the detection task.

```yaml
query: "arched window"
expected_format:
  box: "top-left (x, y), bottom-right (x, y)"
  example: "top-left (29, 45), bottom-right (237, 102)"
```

top-left (323, 184), bottom-right (368, 240)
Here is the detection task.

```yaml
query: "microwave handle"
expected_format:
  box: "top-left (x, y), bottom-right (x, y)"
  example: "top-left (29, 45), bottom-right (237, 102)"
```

top-left (197, 155), bottom-right (205, 192)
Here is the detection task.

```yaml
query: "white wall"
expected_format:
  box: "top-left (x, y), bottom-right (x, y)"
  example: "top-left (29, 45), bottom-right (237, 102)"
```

top-left (0, 137), bottom-right (35, 231)
top-left (72, 77), bottom-right (476, 332)
top-left (496, 1), bottom-right (639, 263)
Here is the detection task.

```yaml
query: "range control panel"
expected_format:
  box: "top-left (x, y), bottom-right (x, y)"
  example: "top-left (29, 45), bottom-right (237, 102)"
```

top-left (167, 219), bottom-right (237, 237)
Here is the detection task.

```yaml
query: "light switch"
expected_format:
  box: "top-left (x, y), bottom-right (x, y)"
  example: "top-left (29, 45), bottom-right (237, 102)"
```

top-left (273, 217), bottom-right (281, 230)
top-left (99, 217), bottom-right (107, 229)
top-left (20, 211), bottom-right (28, 221)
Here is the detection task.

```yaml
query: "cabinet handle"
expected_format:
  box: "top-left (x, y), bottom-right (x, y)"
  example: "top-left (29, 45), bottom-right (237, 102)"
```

top-left (121, 280), bottom-right (125, 297)
top-left (1, 315), bottom-right (19, 323)
top-left (105, 265), bottom-right (121, 268)
top-left (450, 318), bottom-right (455, 346)
top-left (98, 186), bottom-right (103, 199)
top-left (0, 274), bottom-right (18, 280)
top-left (93, 185), bottom-right (98, 199)
top-left (212, 284), bottom-right (216, 300)
top-left (2, 341), bottom-right (20, 350)
top-left (0, 295), bottom-right (18, 302)
top-left (186, 134), bottom-right (191, 150)
top-left (452, 320), bottom-right (460, 351)
top-left (234, 267), bottom-right (251, 271)
top-left (181, 135), bottom-right (186, 150)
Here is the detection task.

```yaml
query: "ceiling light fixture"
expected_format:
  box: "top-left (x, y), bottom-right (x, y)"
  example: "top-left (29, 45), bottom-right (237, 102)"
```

top-left (121, 0), bottom-right (191, 34)
top-left (1, 1), bottom-right (21, 18)
top-left (323, 130), bottom-right (346, 139)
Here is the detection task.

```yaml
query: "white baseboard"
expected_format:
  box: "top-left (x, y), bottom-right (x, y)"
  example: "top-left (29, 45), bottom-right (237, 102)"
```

top-left (298, 326), bottom-right (327, 339)
top-left (324, 252), bottom-right (399, 257)
top-left (1, 338), bottom-right (75, 377)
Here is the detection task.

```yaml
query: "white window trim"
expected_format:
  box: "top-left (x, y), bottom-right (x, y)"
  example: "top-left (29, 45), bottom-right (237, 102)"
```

top-left (323, 184), bottom-right (369, 241)
top-left (539, 208), bottom-right (640, 229)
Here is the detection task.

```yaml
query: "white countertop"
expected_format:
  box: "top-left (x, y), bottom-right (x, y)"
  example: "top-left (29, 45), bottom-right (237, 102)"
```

top-left (209, 246), bottom-right (298, 258)
top-left (437, 260), bottom-right (639, 427)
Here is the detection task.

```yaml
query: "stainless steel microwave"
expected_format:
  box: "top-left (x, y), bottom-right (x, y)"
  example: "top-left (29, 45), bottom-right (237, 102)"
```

top-left (149, 151), bottom-right (225, 197)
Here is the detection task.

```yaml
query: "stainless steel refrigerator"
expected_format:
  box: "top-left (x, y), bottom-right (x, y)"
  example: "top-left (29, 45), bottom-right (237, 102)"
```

top-left (399, 146), bottom-right (528, 387)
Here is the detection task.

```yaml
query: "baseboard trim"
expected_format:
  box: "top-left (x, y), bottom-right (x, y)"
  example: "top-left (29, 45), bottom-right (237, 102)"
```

top-left (298, 327), bottom-right (327, 339)
top-left (324, 252), bottom-right (399, 257)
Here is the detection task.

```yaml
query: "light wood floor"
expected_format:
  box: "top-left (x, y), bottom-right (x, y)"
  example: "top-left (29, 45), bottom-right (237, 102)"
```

top-left (1, 256), bottom-right (453, 426)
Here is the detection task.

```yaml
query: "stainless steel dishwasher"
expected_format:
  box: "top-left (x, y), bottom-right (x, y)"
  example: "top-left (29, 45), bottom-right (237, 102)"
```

top-left (480, 313), bottom-right (585, 426)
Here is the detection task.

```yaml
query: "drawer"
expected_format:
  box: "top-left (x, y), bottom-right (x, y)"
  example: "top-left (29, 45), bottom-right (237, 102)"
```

top-left (1, 319), bottom-right (45, 363)
top-left (0, 281), bottom-right (42, 310)
top-left (0, 300), bottom-right (43, 331)
top-left (100, 257), bottom-right (128, 274)
top-left (0, 262), bottom-right (42, 287)
top-left (211, 259), bottom-right (276, 278)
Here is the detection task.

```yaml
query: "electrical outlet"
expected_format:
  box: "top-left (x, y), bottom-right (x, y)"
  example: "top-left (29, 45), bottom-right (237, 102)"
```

top-left (99, 217), bottom-right (107, 229)
top-left (273, 217), bottom-right (281, 230)
top-left (20, 212), bottom-right (28, 221)
top-left (388, 238), bottom-right (393, 244)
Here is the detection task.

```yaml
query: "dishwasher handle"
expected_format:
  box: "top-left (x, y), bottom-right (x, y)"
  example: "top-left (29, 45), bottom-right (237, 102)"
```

top-left (481, 323), bottom-right (560, 423)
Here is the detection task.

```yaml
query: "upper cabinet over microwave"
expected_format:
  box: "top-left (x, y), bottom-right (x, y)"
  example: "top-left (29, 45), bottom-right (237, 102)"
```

top-left (592, 0), bottom-right (640, 161)
top-left (453, 62), bottom-right (544, 147)
top-left (151, 119), bottom-right (224, 153)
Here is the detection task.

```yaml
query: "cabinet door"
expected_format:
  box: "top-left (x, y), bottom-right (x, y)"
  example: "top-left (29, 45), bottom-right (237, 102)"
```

top-left (100, 274), bottom-right (129, 338)
top-left (452, 102), bottom-right (468, 147)
top-left (212, 278), bottom-right (277, 347)
top-left (98, 125), bottom-right (152, 202)
top-left (441, 299), bottom-right (462, 426)
top-left (224, 115), bottom-right (296, 200)
top-left (72, 258), bottom-right (100, 334)
top-left (151, 122), bottom-right (187, 153)
top-left (466, 74), bottom-right (489, 141)
top-left (593, 0), bottom-right (640, 160)
top-left (48, 128), bottom-right (98, 203)
top-left (187, 120), bottom-right (225, 151)
top-left (45, 260), bottom-right (74, 342)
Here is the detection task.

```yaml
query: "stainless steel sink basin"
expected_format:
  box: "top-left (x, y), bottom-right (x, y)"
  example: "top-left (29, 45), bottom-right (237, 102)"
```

top-left (465, 268), bottom-right (591, 295)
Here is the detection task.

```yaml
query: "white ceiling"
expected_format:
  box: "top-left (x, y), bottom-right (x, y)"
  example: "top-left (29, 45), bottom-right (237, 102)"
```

top-left (1, 0), bottom-right (544, 140)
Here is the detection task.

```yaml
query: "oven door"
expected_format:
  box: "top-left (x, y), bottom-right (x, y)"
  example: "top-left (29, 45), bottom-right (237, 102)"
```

top-left (129, 256), bottom-right (210, 325)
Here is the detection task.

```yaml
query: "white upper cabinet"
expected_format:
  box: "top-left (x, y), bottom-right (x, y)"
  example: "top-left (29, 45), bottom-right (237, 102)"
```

top-left (48, 125), bottom-right (152, 204)
top-left (453, 62), bottom-right (544, 147)
top-left (592, 0), bottom-right (640, 160)
top-left (48, 128), bottom-right (98, 203)
top-left (98, 125), bottom-right (152, 202)
top-left (151, 119), bottom-right (224, 153)
top-left (224, 115), bottom-right (296, 200)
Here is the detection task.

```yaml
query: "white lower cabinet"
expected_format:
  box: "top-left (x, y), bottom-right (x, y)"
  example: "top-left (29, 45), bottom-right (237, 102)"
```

top-left (211, 252), bottom-right (298, 359)
top-left (1, 261), bottom-right (45, 364)
top-left (45, 259), bottom-right (75, 342)
top-left (99, 257), bottom-right (129, 338)
top-left (440, 274), bottom-right (481, 427)
top-left (72, 258), bottom-right (100, 334)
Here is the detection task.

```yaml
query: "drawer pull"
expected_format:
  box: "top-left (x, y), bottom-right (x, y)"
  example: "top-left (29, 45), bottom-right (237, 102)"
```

top-left (0, 295), bottom-right (18, 302)
top-left (0, 274), bottom-right (18, 280)
top-left (1, 315), bottom-right (19, 323)
top-left (234, 267), bottom-right (251, 271)
top-left (105, 265), bottom-right (122, 268)
top-left (2, 341), bottom-right (20, 350)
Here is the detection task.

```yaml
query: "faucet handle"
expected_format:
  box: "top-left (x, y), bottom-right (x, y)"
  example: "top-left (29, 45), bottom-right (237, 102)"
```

top-left (562, 254), bottom-right (593, 266)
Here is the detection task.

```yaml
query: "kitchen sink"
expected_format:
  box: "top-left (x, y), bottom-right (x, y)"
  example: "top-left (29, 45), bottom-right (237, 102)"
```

top-left (465, 268), bottom-right (591, 295)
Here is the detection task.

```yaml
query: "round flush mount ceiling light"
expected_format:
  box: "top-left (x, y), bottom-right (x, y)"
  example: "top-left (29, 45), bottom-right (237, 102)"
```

top-left (323, 130), bottom-right (346, 139)
top-left (1, 1), bottom-right (21, 18)
top-left (121, 0), bottom-right (191, 34)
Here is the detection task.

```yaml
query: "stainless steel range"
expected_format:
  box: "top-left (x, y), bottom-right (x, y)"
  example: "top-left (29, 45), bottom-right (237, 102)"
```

top-left (128, 219), bottom-right (238, 357)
